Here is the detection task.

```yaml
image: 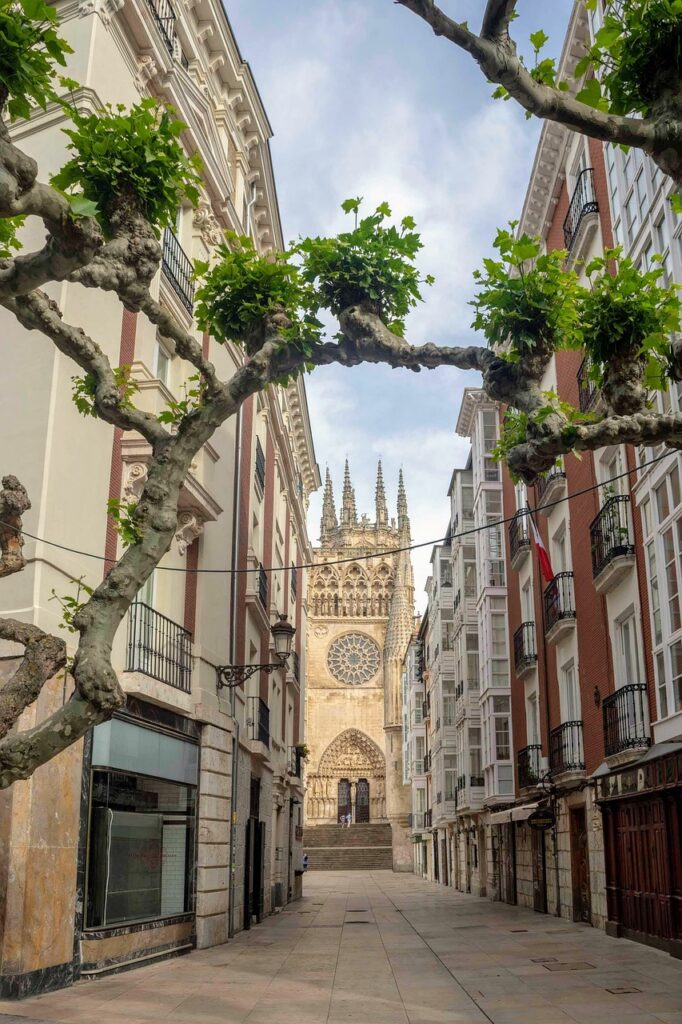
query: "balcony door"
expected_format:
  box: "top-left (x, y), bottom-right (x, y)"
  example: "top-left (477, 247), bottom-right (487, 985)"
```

top-left (617, 612), bottom-right (640, 688)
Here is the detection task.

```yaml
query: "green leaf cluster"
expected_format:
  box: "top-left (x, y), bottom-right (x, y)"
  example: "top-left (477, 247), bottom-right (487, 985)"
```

top-left (295, 200), bottom-right (433, 336)
top-left (71, 365), bottom-right (139, 417)
top-left (194, 233), bottom-right (321, 352)
top-left (579, 248), bottom-right (681, 390)
top-left (106, 498), bottom-right (143, 547)
top-left (157, 372), bottom-right (207, 425)
top-left (470, 226), bottom-right (580, 356)
top-left (577, 0), bottom-right (682, 117)
top-left (0, 0), bottom-right (72, 121)
top-left (51, 98), bottom-right (202, 235)
top-left (0, 215), bottom-right (25, 258)
top-left (49, 576), bottom-right (94, 633)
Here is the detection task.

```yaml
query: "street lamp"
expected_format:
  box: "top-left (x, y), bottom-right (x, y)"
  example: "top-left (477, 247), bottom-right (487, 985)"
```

top-left (216, 614), bottom-right (296, 691)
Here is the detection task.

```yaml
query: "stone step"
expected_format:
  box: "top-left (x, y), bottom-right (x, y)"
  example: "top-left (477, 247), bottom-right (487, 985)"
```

top-left (303, 824), bottom-right (392, 849)
top-left (306, 846), bottom-right (393, 871)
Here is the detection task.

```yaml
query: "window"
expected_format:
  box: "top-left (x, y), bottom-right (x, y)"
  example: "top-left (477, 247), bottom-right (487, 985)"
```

top-left (494, 716), bottom-right (510, 761)
top-left (87, 718), bottom-right (197, 929)
top-left (440, 561), bottom-right (453, 587)
top-left (553, 526), bottom-right (568, 573)
top-left (647, 541), bottom-right (662, 645)
top-left (521, 581), bottom-right (533, 623)
top-left (662, 524), bottom-right (681, 633)
top-left (561, 661), bottom-right (580, 721)
top-left (155, 341), bottom-right (171, 386)
top-left (656, 651), bottom-right (668, 720)
top-left (617, 612), bottom-right (640, 686)
top-left (469, 727), bottom-right (482, 778)
top-left (444, 755), bottom-right (457, 801)
top-left (527, 693), bottom-right (539, 746)
top-left (672, 641), bottom-right (682, 713)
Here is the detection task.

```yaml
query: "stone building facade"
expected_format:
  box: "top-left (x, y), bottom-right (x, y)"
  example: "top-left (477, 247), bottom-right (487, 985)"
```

top-left (305, 462), bottom-right (413, 868)
top-left (0, 0), bottom-right (318, 997)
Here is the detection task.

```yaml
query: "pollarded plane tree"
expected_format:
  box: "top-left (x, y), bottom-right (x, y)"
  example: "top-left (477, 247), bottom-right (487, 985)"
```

top-left (395, 0), bottom-right (682, 193)
top-left (0, 0), bottom-right (680, 786)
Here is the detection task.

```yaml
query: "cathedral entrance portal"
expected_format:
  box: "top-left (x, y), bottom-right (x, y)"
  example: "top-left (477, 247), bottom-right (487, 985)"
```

top-left (337, 779), bottom-right (351, 823)
top-left (356, 779), bottom-right (370, 823)
top-left (305, 729), bottom-right (386, 825)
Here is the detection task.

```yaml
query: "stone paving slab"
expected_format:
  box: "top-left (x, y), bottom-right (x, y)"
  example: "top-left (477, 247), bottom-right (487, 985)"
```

top-left (1, 870), bottom-right (681, 1024)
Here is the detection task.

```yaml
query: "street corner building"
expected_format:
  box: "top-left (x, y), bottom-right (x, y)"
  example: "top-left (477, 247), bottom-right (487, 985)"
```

top-left (403, 0), bottom-right (682, 962)
top-left (0, 0), bottom-right (320, 999)
top-left (303, 462), bottom-right (415, 872)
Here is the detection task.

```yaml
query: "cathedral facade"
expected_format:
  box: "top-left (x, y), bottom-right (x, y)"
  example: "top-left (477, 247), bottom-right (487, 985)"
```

top-left (305, 461), bottom-right (414, 869)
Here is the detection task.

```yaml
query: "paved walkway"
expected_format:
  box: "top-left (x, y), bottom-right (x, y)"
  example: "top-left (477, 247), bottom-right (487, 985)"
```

top-left (1, 871), bottom-right (681, 1024)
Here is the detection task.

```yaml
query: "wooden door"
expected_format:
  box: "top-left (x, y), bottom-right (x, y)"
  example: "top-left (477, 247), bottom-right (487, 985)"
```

top-left (337, 778), bottom-right (351, 823)
top-left (433, 833), bottom-right (440, 882)
top-left (531, 827), bottom-right (547, 914)
top-left (356, 778), bottom-right (370, 823)
top-left (612, 796), bottom-right (674, 942)
top-left (570, 806), bottom-right (591, 923)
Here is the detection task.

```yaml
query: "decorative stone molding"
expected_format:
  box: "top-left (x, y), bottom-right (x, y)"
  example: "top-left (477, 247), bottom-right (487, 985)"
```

top-left (317, 729), bottom-right (385, 778)
top-left (175, 511), bottom-right (204, 555)
top-left (193, 201), bottom-right (222, 248)
top-left (134, 56), bottom-right (159, 94)
top-left (78, 0), bottom-right (124, 26)
top-left (122, 462), bottom-right (148, 503)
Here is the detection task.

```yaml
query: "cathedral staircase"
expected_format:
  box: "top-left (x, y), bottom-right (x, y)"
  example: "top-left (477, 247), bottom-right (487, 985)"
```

top-left (303, 823), bottom-right (393, 870)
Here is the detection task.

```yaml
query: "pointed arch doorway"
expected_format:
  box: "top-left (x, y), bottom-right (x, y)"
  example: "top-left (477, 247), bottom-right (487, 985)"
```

top-left (356, 778), bottom-right (370, 823)
top-left (337, 779), bottom-right (351, 823)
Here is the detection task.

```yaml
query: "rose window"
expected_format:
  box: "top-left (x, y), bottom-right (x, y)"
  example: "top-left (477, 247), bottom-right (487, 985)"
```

top-left (327, 633), bottom-right (381, 685)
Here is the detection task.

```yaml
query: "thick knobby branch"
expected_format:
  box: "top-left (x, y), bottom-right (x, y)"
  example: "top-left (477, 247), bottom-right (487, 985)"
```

top-left (3, 290), bottom-right (170, 448)
top-left (141, 295), bottom-right (222, 395)
top-left (0, 619), bottom-right (66, 740)
top-left (0, 474), bottom-right (30, 577)
top-left (393, 0), bottom-right (671, 182)
top-left (0, 126), bottom-right (103, 296)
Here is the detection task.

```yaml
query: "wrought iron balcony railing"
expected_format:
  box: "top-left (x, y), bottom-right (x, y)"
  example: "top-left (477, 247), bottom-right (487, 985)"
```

top-left (536, 463), bottom-right (566, 506)
top-left (424, 809), bottom-right (432, 828)
top-left (577, 354), bottom-right (600, 413)
top-left (590, 495), bottom-right (634, 578)
top-left (162, 227), bottom-right (195, 312)
top-left (518, 744), bottom-right (542, 789)
top-left (509, 510), bottom-right (531, 564)
top-left (603, 683), bottom-right (650, 757)
top-left (249, 696), bottom-right (270, 747)
top-left (469, 774), bottom-right (484, 788)
top-left (549, 720), bottom-right (584, 774)
top-left (146, 0), bottom-right (177, 55)
top-left (423, 752), bottom-right (432, 772)
top-left (544, 572), bottom-right (576, 634)
top-left (513, 621), bottom-right (537, 674)
top-left (126, 600), bottom-right (192, 691)
top-left (563, 167), bottom-right (598, 252)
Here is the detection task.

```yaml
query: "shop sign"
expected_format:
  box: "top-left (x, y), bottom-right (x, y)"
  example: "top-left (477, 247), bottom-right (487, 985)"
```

top-left (528, 806), bottom-right (555, 831)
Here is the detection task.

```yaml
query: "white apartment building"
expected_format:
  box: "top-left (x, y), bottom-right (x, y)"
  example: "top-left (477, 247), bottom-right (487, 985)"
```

top-left (402, 630), bottom-right (428, 876)
top-left (0, 0), bottom-right (318, 998)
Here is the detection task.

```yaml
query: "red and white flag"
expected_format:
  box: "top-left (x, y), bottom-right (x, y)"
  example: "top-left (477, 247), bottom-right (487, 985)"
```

top-left (528, 512), bottom-right (554, 583)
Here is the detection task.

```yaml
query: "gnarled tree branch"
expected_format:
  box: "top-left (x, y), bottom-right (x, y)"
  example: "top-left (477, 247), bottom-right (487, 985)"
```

top-left (0, 474), bottom-right (30, 577)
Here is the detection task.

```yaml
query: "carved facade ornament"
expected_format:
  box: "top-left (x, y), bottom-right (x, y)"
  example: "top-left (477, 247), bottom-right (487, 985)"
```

top-left (193, 201), bottom-right (222, 248)
top-left (134, 55), bottom-right (159, 94)
top-left (175, 511), bottom-right (203, 556)
top-left (318, 729), bottom-right (385, 779)
top-left (78, 0), bottom-right (124, 26)
top-left (122, 462), bottom-right (148, 504)
top-left (313, 625), bottom-right (328, 639)
top-left (327, 632), bottom-right (380, 686)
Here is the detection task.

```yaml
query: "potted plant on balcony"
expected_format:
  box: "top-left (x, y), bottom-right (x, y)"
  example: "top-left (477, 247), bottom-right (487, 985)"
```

top-left (295, 743), bottom-right (309, 760)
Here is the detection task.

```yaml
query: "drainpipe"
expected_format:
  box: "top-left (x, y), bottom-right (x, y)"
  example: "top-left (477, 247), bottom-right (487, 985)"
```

top-left (227, 401), bottom-right (243, 939)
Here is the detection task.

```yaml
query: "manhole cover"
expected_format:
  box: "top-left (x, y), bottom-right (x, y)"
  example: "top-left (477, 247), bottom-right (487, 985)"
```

top-left (544, 963), bottom-right (595, 972)
top-left (606, 987), bottom-right (642, 994)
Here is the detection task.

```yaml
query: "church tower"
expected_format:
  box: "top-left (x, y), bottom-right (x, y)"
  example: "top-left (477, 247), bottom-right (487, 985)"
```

top-left (305, 461), bottom-right (414, 869)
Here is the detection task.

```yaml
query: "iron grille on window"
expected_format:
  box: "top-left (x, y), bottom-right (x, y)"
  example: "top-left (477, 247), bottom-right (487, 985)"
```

top-left (577, 354), bottom-right (600, 413)
top-left (536, 463), bottom-right (566, 505)
top-left (161, 227), bottom-right (194, 313)
top-left (549, 720), bottom-right (584, 773)
top-left (589, 495), bottom-right (634, 578)
top-left (258, 563), bottom-right (268, 610)
top-left (563, 167), bottom-right (598, 252)
top-left (126, 601), bottom-right (192, 691)
top-left (513, 622), bottom-right (537, 673)
top-left (255, 437), bottom-right (266, 491)
top-left (517, 744), bottom-right (542, 788)
top-left (602, 683), bottom-right (650, 757)
top-left (249, 696), bottom-right (270, 747)
top-left (470, 775), bottom-right (484, 788)
top-left (145, 0), bottom-right (177, 55)
top-left (290, 562), bottom-right (297, 600)
top-left (544, 572), bottom-right (576, 633)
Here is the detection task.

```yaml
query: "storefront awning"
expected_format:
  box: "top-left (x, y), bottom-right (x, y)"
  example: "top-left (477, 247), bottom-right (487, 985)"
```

top-left (488, 803), bottom-right (539, 825)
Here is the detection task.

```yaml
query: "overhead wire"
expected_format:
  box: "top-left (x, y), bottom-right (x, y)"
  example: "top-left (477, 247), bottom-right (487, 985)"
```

top-left (0, 448), bottom-right (675, 575)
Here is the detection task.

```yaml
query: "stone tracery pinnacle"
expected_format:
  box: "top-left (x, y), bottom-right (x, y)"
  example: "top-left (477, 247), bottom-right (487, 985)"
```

top-left (375, 460), bottom-right (388, 527)
top-left (320, 466), bottom-right (338, 543)
top-left (341, 458), bottom-right (357, 527)
top-left (397, 468), bottom-right (410, 536)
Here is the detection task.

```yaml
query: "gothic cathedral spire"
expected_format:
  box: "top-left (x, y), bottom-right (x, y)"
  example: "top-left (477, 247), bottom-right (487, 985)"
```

top-left (397, 468), bottom-right (410, 537)
top-left (341, 458), bottom-right (357, 527)
top-left (320, 466), bottom-right (338, 543)
top-left (375, 460), bottom-right (388, 528)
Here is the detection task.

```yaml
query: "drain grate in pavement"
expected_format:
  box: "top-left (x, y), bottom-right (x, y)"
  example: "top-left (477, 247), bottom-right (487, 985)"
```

top-left (531, 957), bottom-right (558, 963)
top-left (509, 929), bottom-right (528, 933)
top-left (344, 920), bottom-right (370, 925)
top-left (606, 987), bottom-right (642, 994)
top-left (544, 962), bottom-right (595, 972)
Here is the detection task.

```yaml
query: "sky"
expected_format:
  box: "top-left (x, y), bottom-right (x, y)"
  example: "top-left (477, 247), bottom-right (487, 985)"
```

top-left (226, 0), bottom-right (574, 608)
